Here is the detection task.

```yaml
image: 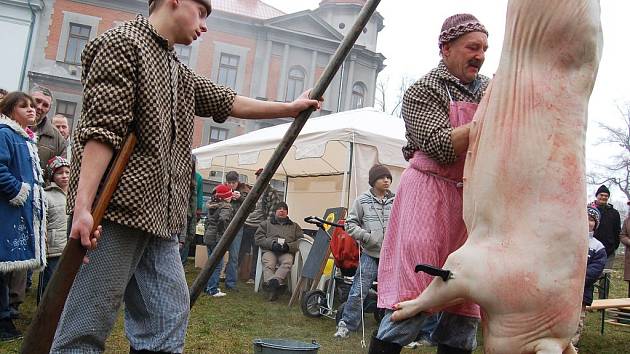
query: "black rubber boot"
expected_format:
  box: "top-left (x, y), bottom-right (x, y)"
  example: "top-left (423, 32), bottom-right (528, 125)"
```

top-left (367, 335), bottom-right (402, 354)
top-left (436, 343), bottom-right (472, 354)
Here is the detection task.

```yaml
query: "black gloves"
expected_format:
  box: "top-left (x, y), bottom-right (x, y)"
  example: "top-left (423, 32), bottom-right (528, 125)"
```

top-left (271, 241), bottom-right (289, 253)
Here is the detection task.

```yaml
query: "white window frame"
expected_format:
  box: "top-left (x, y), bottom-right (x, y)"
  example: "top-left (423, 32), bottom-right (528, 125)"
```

top-left (351, 82), bottom-right (366, 109)
top-left (56, 12), bottom-right (101, 64)
top-left (217, 53), bottom-right (240, 90)
top-left (64, 23), bottom-right (91, 65)
top-left (201, 123), bottom-right (229, 145)
top-left (285, 66), bottom-right (306, 102)
top-left (175, 44), bottom-right (193, 67)
top-left (211, 41), bottom-right (249, 93)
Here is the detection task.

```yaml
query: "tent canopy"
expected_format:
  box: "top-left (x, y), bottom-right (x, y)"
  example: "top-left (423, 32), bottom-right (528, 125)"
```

top-left (193, 108), bottom-right (408, 227)
top-left (193, 107), bottom-right (407, 176)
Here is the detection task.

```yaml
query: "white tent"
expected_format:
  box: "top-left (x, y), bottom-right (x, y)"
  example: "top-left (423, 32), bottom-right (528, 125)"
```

top-left (193, 107), bottom-right (408, 228)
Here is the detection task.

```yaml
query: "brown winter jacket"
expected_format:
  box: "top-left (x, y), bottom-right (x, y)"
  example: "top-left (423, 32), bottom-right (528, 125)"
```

top-left (66, 15), bottom-right (236, 238)
top-left (255, 216), bottom-right (303, 254)
top-left (34, 116), bottom-right (66, 175)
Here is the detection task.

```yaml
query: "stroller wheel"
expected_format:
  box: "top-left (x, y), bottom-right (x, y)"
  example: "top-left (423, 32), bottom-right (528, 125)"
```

top-left (301, 290), bottom-right (326, 318)
top-left (335, 302), bottom-right (346, 324)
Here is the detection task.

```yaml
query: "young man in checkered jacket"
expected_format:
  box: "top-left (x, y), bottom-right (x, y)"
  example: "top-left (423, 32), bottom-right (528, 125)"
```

top-left (52, 1), bottom-right (321, 353)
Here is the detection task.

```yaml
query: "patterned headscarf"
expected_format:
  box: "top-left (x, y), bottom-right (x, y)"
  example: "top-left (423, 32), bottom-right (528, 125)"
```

top-left (47, 156), bottom-right (70, 181)
top-left (439, 13), bottom-right (488, 49)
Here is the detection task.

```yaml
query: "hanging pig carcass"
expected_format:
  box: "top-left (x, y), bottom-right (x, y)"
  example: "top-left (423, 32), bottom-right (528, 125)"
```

top-left (391, 0), bottom-right (603, 353)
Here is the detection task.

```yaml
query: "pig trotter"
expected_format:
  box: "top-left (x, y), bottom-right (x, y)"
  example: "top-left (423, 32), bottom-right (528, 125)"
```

top-left (415, 264), bottom-right (453, 282)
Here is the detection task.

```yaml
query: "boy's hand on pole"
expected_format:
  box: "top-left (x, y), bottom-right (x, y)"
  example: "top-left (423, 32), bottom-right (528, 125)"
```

top-left (288, 89), bottom-right (323, 117)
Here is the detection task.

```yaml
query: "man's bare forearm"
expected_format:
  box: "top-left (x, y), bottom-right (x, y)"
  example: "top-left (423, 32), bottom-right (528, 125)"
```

top-left (74, 140), bottom-right (114, 212)
top-left (231, 96), bottom-right (294, 119)
top-left (231, 92), bottom-right (321, 119)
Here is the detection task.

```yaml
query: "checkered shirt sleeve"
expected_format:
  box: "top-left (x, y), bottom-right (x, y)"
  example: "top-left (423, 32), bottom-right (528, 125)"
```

top-left (193, 73), bottom-right (236, 123)
top-left (401, 82), bottom-right (455, 164)
top-left (78, 35), bottom-right (136, 151)
top-left (265, 187), bottom-right (281, 219)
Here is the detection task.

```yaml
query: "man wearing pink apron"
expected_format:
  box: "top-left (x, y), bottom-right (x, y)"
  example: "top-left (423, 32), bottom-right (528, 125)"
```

top-left (368, 14), bottom-right (490, 354)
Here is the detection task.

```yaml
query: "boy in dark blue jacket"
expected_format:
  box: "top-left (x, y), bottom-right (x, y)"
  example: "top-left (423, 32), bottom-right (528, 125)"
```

top-left (571, 206), bottom-right (607, 347)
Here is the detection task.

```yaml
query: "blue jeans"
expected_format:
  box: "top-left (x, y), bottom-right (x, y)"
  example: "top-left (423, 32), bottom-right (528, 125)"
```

top-left (37, 256), bottom-right (60, 304)
top-left (377, 310), bottom-right (478, 350)
top-left (224, 228), bottom-right (243, 289)
top-left (418, 312), bottom-right (439, 342)
top-left (204, 243), bottom-right (223, 295)
top-left (341, 253), bottom-right (379, 331)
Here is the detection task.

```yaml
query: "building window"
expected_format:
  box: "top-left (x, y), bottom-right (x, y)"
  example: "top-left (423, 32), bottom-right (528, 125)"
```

top-left (65, 23), bottom-right (91, 64)
top-left (351, 82), bottom-right (366, 109)
top-left (175, 45), bottom-right (192, 66)
top-left (285, 67), bottom-right (306, 102)
top-left (206, 126), bottom-right (228, 144)
top-left (217, 53), bottom-right (239, 89)
top-left (56, 100), bottom-right (77, 133)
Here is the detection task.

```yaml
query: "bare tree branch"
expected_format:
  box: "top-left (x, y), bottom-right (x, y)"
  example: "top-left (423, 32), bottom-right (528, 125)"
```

top-left (588, 102), bottom-right (630, 202)
top-left (375, 76), bottom-right (389, 113)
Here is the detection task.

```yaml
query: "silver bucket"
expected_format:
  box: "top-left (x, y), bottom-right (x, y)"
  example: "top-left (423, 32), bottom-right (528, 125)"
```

top-left (252, 339), bottom-right (320, 354)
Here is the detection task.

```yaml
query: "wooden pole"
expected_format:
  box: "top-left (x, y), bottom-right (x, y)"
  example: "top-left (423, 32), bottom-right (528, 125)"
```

top-left (21, 133), bottom-right (138, 354)
top-left (189, 0), bottom-right (382, 306)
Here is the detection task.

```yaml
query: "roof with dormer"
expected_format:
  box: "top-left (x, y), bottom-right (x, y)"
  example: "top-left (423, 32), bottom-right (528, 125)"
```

top-left (212, 0), bottom-right (285, 20)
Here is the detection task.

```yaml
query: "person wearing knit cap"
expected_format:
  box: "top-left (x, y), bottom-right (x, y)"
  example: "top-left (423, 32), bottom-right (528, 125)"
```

top-left (53, 0), bottom-right (322, 352)
top-left (220, 171), bottom-right (251, 291)
top-left (368, 164), bottom-right (393, 187)
top-left (591, 185), bottom-right (621, 270)
top-left (335, 164), bottom-right (394, 339)
top-left (370, 13), bottom-right (490, 354)
top-left (571, 206), bottom-right (607, 347)
top-left (37, 157), bottom-right (71, 305)
top-left (254, 201), bottom-right (303, 301)
top-left (202, 184), bottom-right (234, 298)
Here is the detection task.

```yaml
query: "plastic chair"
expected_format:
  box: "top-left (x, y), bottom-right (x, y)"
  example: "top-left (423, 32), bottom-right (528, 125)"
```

top-left (254, 235), bottom-right (313, 293)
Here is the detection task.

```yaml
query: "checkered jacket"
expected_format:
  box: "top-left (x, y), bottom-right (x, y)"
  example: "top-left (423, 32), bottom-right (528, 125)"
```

top-left (401, 61), bottom-right (489, 164)
top-left (67, 15), bottom-right (236, 238)
top-left (244, 186), bottom-right (281, 227)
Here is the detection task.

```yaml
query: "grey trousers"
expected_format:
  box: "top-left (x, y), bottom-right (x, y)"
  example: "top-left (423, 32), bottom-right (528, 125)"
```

top-left (51, 220), bottom-right (189, 353)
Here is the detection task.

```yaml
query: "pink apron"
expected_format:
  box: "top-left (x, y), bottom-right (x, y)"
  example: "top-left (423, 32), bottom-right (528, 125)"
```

top-left (377, 86), bottom-right (480, 318)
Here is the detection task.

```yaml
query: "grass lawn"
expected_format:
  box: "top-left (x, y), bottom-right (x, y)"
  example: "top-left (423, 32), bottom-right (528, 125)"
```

top-left (2, 255), bottom-right (629, 353)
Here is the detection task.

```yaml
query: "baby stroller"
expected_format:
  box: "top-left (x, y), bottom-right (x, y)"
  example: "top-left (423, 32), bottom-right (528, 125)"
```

top-left (300, 215), bottom-right (384, 324)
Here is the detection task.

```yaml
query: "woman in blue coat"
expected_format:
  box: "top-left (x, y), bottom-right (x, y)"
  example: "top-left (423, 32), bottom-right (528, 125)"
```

top-left (0, 91), bottom-right (47, 341)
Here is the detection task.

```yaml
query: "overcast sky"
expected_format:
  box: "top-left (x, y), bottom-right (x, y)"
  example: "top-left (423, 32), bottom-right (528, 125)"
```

top-left (266, 0), bottom-right (630, 207)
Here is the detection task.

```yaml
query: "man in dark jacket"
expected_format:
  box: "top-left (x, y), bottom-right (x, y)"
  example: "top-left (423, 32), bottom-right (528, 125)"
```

top-left (591, 185), bottom-right (621, 269)
top-left (240, 168), bottom-right (281, 284)
top-left (30, 86), bottom-right (67, 173)
top-left (255, 202), bottom-right (303, 301)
